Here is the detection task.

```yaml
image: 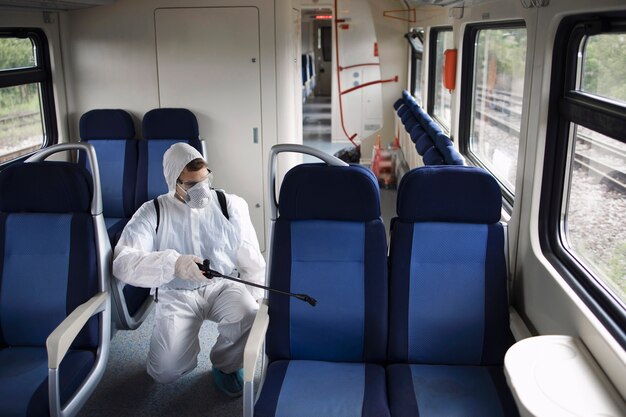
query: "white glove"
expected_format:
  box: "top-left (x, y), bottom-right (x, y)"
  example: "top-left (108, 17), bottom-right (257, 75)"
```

top-left (175, 255), bottom-right (207, 283)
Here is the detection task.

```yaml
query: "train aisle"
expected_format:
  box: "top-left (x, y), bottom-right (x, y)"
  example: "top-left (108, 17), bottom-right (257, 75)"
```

top-left (78, 312), bottom-right (242, 417)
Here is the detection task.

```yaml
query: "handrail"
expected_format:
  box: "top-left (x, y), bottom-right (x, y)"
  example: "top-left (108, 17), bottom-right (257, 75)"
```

top-left (267, 144), bottom-right (348, 220)
top-left (339, 62), bottom-right (380, 71)
top-left (341, 76), bottom-right (399, 96)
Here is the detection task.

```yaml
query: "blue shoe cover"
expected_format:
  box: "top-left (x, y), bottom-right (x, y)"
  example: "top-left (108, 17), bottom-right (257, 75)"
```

top-left (213, 367), bottom-right (243, 397)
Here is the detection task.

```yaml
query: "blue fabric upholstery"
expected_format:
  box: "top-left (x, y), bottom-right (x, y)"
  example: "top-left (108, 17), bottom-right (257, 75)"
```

top-left (387, 364), bottom-right (519, 417)
top-left (0, 348), bottom-right (95, 417)
top-left (387, 165), bottom-right (517, 416)
top-left (422, 146), bottom-right (445, 165)
top-left (396, 166), bottom-right (502, 223)
top-left (0, 161), bottom-right (101, 416)
top-left (279, 164), bottom-right (380, 221)
top-left (142, 108), bottom-right (199, 140)
top-left (0, 162), bottom-right (92, 213)
top-left (258, 162), bottom-right (389, 416)
top-left (80, 109), bottom-right (135, 140)
top-left (137, 108), bottom-right (203, 207)
top-left (255, 360), bottom-right (389, 417)
top-left (78, 109), bottom-right (137, 231)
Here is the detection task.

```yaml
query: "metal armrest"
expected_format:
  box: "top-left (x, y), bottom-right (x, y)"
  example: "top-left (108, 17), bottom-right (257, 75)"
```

top-left (244, 299), bottom-right (269, 382)
top-left (243, 299), bottom-right (269, 417)
top-left (46, 292), bottom-right (109, 369)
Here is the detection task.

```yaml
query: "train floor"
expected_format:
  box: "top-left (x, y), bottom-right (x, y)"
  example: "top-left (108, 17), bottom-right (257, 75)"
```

top-left (78, 312), bottom-right (243, 417)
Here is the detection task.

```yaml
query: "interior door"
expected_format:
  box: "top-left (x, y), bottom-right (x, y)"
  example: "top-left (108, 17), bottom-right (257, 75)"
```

top-left (155, 7), bottom-right (265, 251)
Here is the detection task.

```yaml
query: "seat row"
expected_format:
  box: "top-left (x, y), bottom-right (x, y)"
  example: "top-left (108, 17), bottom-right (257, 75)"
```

top-left (78, 108), bottom-right (203, 245)
top-left (78, 107), bottom-right (203, 330)
top-left (245, 148), bottom-right (519, 416)
top-left (394, 89), bottom-right (465, 166)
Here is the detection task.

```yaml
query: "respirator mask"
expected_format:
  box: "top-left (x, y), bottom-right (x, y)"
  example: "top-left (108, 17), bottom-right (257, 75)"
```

top-left (177, 170), bottom-right (214, 209)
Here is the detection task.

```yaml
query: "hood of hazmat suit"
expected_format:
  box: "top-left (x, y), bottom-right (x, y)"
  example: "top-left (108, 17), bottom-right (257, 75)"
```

top-left (163, 142), bottom-right (204, 194)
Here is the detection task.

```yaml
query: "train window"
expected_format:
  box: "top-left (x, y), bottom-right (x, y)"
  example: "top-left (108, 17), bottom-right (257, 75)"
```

top-left (428, 27), bottom-right (453, 130)
top-left (564, 125), bottom-right (626, 304)
top-left (460, 23), bottom-right (527, 201)
top-left (543, 15), bottom-right (626, 344)
top-left (0, 30), bottom-right (56, 164)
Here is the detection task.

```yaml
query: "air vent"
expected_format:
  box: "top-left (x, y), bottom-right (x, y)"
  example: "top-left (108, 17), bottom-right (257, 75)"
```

top-left (0, 0), bottom-right (114, 11)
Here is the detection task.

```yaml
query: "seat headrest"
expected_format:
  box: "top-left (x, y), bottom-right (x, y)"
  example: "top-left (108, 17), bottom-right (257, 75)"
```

top-left (142, 108), bottom-right (199, 139)
top-left (397, 166), bottom-right (501, 223)
top-left (0, 162), bottom-right (92, 213)
top-left (279, 163), bottom-right (380, 221)
top-left (79, 109), bottom-right (135, 140)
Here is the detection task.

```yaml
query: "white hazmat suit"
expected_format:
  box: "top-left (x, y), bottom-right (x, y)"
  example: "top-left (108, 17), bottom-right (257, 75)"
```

top-left (113, 143), bottom-right (265, 383)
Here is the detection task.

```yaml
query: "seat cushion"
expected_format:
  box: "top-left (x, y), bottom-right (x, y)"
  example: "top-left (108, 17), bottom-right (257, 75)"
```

top-left (255, 360), bottom-right (390, 417)
top-left (0, 347), bottom-right (95, 416)
top-left (387, 363), bottom-right (519, 417)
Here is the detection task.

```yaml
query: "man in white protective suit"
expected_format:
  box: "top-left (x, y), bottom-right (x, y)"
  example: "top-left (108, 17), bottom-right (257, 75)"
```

top-left (112, 142), bottom-right (265, 397)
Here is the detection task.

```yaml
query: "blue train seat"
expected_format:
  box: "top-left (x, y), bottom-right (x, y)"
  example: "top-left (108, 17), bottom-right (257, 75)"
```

top-left (396, 90), bottom-right (465, 166)
top-left (0, 143), bottom-right (111, 417)
top-left (387, 165), bottom-right (519, 417)
top-left (245, 145), bottom-right (390, 417)
top-left (136, 108), bottom-right (203, 208)
top-left (78, 109), bottom-right (137, 246)
top-left (79, 109), bottom-right (153, 331)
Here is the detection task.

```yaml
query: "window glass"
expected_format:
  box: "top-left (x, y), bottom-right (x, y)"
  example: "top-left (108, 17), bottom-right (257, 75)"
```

top-left (581, 33), bottom-right (626, 105)
top-left (564, 126), bottom-right (626, 304)
top-left (432, 29), bottom-right (453, 128)
top-left (0, 37), bottom-right (36, 70)
top-left (0, 34), bottom-right (51, 163)
top-left (0, 84), bottom-right (44, 163)
top-left (469, 27), bottom-right (527, 193)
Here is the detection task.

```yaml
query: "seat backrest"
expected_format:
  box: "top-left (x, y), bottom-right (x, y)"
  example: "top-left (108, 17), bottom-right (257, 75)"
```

top-left (0, 161), bottom-right (100, 349)
top-left (79, 109), bottom-right (137, 220)
top-left (266, 163), bottom-right (388, 363)
top-left (137, 108), bottom-right (203, 208)
top-left (388, 166), bottom-right (512, 366)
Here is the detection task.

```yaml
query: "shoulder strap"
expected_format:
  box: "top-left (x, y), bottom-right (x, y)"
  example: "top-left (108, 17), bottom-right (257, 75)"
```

top-left (215, 189), bottom-right (229, 220)
top-left (153, 197), bottom-right (160, 233)
top-left (153, 192), bottom-right (228, 233)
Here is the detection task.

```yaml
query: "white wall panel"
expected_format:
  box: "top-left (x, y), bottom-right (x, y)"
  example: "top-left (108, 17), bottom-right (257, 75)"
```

top-left (154, 7), bottom-right (265, 249)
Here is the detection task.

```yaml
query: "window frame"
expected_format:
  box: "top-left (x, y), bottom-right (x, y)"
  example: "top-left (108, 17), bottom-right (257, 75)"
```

top-left (427, 26), bottom-right (452, 131)
top-left (0, 28), bottom-right (57, 165)
top-left (407, 29), bottom-right (424, 105)
top-left (458, 21), bottom-right (527, 210)
top-left (540, 13), bottom-right (626, 349)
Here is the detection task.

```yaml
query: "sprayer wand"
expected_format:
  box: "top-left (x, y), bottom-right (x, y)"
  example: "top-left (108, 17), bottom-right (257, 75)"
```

top-left (197, 260), bottom-right (317, 307)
